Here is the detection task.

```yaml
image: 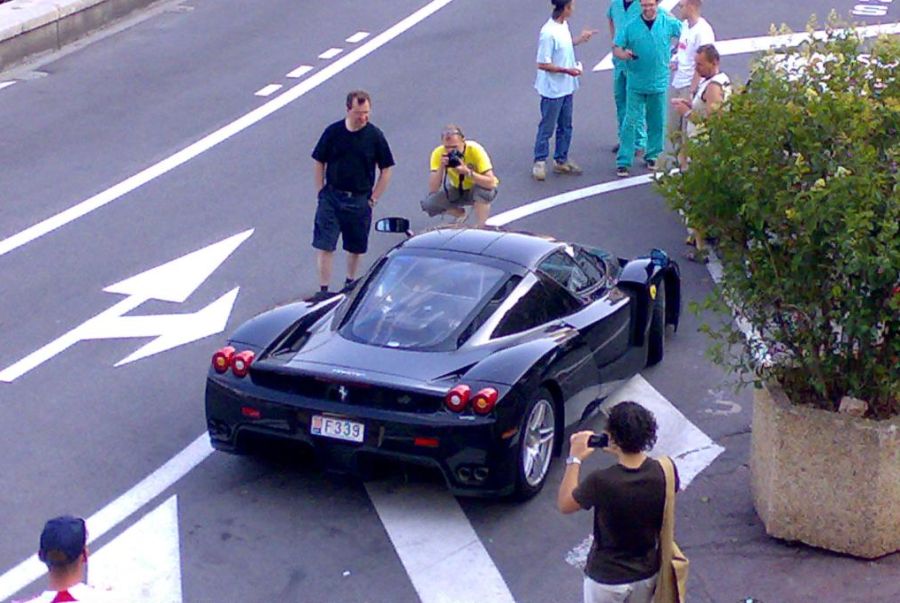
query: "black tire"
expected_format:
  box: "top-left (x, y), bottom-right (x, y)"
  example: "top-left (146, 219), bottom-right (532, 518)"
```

top-left (646, 280), bottom-right (666, 366)
top-left (512, 387), bottom-right (558, 500)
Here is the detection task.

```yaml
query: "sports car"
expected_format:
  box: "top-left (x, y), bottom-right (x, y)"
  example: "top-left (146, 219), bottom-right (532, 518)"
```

top-left (205, 218), bottom-right (681, 499)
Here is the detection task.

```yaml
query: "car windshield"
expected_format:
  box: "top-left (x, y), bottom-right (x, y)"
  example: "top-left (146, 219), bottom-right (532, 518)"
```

top-left (345, 254), bottom-right (506, 349)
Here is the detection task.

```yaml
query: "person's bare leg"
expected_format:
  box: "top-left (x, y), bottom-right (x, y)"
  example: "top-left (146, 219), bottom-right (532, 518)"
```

top-left (316, 250), bottom-right (334, 289)
top-left (347, 252), bottom-right (363, 281)
top-left (473, 202), bottom-right (490, 228)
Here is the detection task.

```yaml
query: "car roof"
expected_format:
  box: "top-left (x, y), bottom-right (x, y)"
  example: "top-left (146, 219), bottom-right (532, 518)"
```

top-left (399, 227), bottom-right (564, 268)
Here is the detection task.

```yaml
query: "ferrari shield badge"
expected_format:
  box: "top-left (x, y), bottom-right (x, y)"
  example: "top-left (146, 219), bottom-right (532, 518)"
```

top-left (649, 284), bottom-right (657, 300)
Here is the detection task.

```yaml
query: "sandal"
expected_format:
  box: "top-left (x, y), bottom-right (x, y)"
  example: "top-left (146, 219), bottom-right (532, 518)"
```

top-left (683, 249), bottom-right (708, 264)
top-left (684, 234), bottom-right (697, 247)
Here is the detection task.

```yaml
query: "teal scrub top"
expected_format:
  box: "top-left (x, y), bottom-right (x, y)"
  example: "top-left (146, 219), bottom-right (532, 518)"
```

top-left (607, 0), bottom-right (642, 74)
top-left (614, 11), bottom-right (682, 93)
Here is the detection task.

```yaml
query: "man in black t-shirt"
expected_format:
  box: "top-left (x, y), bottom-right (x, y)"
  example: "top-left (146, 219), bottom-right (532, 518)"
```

top-left (310, 90), bottom-right (395, 301)
top-left (558, 401), bottom-right (679, 603)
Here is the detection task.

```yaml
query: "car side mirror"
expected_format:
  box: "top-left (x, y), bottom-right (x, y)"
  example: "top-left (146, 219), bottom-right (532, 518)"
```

top-left (375, 217), bottom-right (412, 236)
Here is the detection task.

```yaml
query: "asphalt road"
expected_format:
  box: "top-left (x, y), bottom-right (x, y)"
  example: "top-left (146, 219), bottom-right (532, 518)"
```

top-left (1, 0), bottom-right (898, 601)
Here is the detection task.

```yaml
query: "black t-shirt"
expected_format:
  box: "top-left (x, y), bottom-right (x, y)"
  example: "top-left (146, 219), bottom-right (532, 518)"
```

top-left (572, 457), bottom-right (679, 584)
top-left (623, 0), bottom-right (634, 11)
top-left (642, 17), bottom-right (655, 30)
top-left (311, 120), bottom-right (395, 196)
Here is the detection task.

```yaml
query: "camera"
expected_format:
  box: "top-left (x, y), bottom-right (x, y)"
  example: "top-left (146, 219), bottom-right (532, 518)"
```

top-left (588, 433), bottom-right (609, 448)
top-left (447, 149), bottom-right (464, 168)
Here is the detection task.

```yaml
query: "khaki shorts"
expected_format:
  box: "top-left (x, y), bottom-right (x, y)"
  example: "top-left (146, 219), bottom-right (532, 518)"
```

top-left (583, 574), bottom-right (657, 603)
top-left (421, 185), bottom-right (498, 217)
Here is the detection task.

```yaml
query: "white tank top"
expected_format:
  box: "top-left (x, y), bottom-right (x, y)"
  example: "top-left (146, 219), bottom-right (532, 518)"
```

top-left (686, 72), bottom-right (731, 138)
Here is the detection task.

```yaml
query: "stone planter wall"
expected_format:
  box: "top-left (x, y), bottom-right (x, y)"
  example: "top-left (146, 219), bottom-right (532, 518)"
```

top-left (750, 384), bottom-right (900, 558)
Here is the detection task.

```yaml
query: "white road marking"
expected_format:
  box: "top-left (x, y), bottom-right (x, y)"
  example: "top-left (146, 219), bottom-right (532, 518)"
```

top-left (593, 21), bottom-right (900, 71)
top-left (592, 0), bottom-right (679, 72)
top-left (0, 0), bottom-right (457, 259)
top-left (0, 81), bottom-right (17, 91)
top-left (0, 230), bottom-right (252, 382)
top-left (566, 375), bottom-right (725, 568)
top-left (0, 435), bottom-right (212, 602)
top-left (367, 481), bottom-right (516, 603)
top-left (486, 174), bottom-right (654, 227)
top-left (254, 83), bottom-right (283, 97)
top-left (346, 31), bottom-right (370, 43)
top-left (286, 64), bottom-right (314, 78)
top-left (318, 47), bottom-right (343, 60)
top-left (90, 496), bottom-right (183, 602)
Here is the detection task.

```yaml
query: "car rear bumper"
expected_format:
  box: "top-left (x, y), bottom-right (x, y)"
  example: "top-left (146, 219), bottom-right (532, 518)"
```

top-left (205, 378), bottom-right (520, 497)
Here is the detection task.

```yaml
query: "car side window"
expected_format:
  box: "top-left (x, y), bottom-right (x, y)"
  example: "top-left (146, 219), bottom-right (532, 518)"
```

top-left (492, 275), bottom-right (580, 338)
top-left (573, 246), bottom-right (607, 285)
top-left (538, 249), bottom-right (596, 295)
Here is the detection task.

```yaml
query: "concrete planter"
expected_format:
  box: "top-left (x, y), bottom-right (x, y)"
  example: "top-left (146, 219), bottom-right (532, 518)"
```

top-left (750, 384), bottom-right (900, 558)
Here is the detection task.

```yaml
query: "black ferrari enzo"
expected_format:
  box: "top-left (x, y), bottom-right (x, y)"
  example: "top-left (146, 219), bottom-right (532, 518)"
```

top-left (205, 218), bottom-right (680, 499)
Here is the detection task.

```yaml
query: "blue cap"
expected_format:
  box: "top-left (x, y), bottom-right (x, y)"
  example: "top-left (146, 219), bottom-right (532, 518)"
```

top-left (38, 516), bottom-right (86, 567)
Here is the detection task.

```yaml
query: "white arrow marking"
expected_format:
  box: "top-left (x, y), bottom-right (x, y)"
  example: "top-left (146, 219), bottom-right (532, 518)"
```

top-left (366, 482), bottom-right (516, 603)
top-left (593, 21), bottom-right (900, 71)
top-left (0, 230), bottom-right (252, 382)
top-left (89, 496), bottom-right (183, 602)
top-left (592, 0), bottom-right (680, 72)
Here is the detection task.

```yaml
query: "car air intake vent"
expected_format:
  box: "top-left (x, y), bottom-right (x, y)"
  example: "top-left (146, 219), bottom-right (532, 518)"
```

top-left (251, 369), bottom-right (443, 413)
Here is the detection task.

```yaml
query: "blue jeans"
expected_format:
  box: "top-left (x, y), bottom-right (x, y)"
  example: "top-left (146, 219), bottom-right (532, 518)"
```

top-left (534, 94), bottom-right (573, 163)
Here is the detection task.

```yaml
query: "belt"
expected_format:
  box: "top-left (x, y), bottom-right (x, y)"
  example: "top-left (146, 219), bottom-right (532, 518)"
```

top-left (326, 185), bottom-right (368, 198)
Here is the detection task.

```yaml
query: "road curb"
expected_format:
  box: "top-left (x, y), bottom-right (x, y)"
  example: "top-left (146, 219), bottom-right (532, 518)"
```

top-left (0, 0), bottom-right (160, 72)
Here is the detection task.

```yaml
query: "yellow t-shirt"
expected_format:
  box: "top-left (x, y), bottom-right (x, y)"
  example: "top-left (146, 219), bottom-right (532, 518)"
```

top-left (429, 140), bottom-right (498, 190)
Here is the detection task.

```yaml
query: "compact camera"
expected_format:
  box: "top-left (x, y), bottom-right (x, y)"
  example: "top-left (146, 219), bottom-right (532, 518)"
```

top-left (588, 433), bottom-right (609, 448)
top-left (447, 149), bottom-right (465, 168)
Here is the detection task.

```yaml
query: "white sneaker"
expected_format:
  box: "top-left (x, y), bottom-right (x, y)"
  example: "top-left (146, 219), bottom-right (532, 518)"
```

top-left (532, 160), bottom-right (546, 181)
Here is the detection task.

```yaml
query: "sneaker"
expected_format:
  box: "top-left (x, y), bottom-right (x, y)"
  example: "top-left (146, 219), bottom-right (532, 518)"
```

top-left (553, 160), bottom-right (583, 175)
top-left (645, 158), bottom-right (657, 170)
top-left (616, 166), bottom-right (630, 178)
top-left (532, 160), bottom-right (546, 181)
top-left (611, 144), bottom-right (620, 153)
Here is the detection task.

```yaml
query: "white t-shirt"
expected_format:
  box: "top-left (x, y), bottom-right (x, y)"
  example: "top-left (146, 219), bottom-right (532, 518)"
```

top-left (671, 17), bottom-right (715, 89)
top-left (534, 18), bottom-right (579, 99)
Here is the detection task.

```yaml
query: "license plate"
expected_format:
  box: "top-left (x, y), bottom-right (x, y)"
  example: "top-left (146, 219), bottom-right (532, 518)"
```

top-left (310, 415), bottom-right (365, 443)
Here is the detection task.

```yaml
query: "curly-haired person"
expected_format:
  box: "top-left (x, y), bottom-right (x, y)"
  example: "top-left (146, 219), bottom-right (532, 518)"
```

top-left (558, 401), bottom-right (680, 603)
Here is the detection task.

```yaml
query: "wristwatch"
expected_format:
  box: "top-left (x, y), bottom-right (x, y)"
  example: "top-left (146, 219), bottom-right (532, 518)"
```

top-left (565, 456), bottom-right (582, 466)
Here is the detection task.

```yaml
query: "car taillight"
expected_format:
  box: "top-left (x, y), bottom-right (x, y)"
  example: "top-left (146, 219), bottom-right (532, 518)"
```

top-left (471, 387), bottom-right (499, 415)
top-left (212, 346), bottom-right (235, 373)
top-left (231, 350), bottom-right (255, 378)
top-left (445, 384), bottom-right (471, 412)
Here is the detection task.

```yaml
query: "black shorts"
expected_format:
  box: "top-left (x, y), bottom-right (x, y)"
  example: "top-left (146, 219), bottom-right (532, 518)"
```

top-left (312, 186), bottom-right (372, 254)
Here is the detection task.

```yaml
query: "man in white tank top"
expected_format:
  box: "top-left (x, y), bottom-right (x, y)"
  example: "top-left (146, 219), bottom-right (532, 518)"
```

top-left (668, 0), bottom-right (715, 142)
top-left (671, 43), bottom-right (730, 261)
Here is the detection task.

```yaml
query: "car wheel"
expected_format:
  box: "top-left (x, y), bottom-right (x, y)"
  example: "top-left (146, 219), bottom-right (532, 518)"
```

top-left (513, 388), bottom-right (557, 500)
top-left (647, 280), bottom-right (666, 366)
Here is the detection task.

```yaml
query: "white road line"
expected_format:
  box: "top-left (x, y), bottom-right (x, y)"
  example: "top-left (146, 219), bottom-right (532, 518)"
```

top-left (0, 0), bottom-right (457, 259)
top-left (486, 174), bottom-right (654, 227)
top-left (593, 21), bottom-right (900, 71)
top-left (0, 81), bottom-right (17, 91)
top-left (592, 0), bottom-right (679, 72)
top-left (318, 47), bottom-right (343, 59)
top-left (286, 64), bottom-right (314, 79)
top-left (254, 84), bottom-right (283, 97)
top-left (0, 435), bottom-right (212, 602)
top-left (367, 482), bottom-right (516, 603)
top-left (346, 31), bottom-right (370, 43)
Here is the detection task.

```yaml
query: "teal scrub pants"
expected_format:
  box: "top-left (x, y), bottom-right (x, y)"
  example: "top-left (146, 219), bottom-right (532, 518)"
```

top-left (614, 69), bottom-right (646, 152)
top-left (617, 89), bottom-right (666, 168)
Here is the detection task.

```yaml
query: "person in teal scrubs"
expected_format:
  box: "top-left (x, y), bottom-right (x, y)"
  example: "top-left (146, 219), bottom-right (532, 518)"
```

top-left (613, 0), bottom-right (681, 176)
top-left (607, 0), bottom-right (645, 154)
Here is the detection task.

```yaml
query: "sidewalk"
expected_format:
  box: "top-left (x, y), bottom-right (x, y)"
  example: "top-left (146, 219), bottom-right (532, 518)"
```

top-left (0, 0), bottom-right (159, 71)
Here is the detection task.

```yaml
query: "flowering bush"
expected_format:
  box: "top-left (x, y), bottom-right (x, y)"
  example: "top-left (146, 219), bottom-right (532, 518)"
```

top-left (658, 27), bottom-right (899, 419)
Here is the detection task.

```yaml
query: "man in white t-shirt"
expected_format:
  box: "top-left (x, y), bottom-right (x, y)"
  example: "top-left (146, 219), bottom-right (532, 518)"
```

top-left (668, 0), bottom-right (714, 141)
top-left (19, 516), bottom-right (113, 602)
top-left (532, 0), bottom-right (598, 181)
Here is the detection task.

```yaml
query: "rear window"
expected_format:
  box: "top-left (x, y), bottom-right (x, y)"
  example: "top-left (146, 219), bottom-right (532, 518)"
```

top-left (344, 255), bottom-right (506, 349)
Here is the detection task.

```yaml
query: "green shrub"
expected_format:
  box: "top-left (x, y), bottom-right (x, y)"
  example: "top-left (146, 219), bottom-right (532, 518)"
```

top-left (658, 26), bottom-right (899, 419)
